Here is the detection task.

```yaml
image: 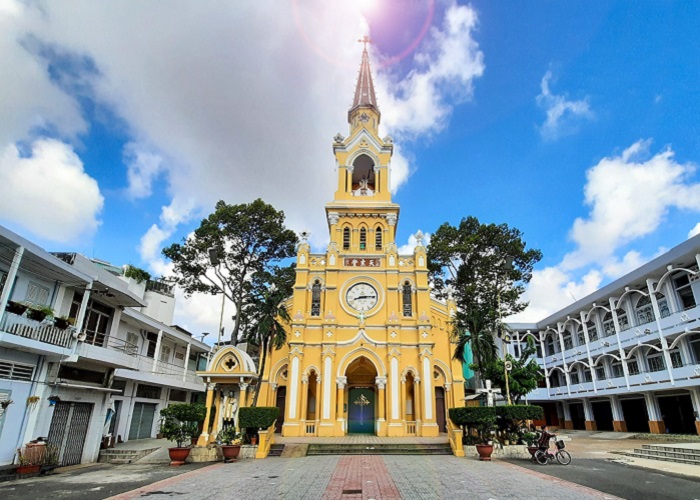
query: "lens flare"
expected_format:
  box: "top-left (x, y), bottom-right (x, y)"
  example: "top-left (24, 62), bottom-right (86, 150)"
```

top-left (293, 0), bottom-right (435, 68)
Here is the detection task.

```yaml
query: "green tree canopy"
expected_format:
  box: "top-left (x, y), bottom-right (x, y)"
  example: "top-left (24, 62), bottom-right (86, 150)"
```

top-left (162, 199), bottom-right (298, 344)
top-left (476, 338), bottom-right (544, 403)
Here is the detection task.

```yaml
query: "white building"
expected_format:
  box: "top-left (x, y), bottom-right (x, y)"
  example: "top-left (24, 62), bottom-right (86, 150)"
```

top-left (507, 233), bottom-right (700, 436)
top-left (0, 225), bottom-right (209, 467)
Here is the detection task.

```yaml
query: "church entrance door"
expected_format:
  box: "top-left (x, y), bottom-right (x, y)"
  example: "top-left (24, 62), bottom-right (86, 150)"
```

top-left (348, 387), bottom-right (375, 434)
top-left (275, 386), bottom-right (286, 433)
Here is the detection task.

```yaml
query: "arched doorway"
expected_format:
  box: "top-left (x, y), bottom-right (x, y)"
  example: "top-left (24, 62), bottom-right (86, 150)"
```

top-left (345, 357), bottom-right (378, 434)
top-left (275, 386), bottom-right (286, 433)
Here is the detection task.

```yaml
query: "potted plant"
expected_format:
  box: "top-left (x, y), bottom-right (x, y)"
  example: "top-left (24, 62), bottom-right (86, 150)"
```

top-left (159, 403), bottom-right (199, 466)
top-left (16, 446), bottom-right (42, 474)
top-left (449, 407), bottom-right (497, 461)
top-left (40, 445), bottom-right (60, 474)
top-left (53, 316), bottom-right (74, 330)
top-left (217, 427), bottom-right (242, 462)
top-left (27, 305), bottom-right (54, 322)
top-left (1, 399), bottom-right (13, 411)
top-left (5, 300), bottom-right (28, 316)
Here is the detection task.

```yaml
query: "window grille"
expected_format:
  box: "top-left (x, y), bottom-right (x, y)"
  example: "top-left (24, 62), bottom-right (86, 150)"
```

top-left (136, 384), bottom-right (162, 399)
top-left (670, 350), bottom-right (683, 369)
top-left (586, 320), bottom-right (599, 341)
top-left (611, 362), bottom-right (623, 378)
top-left (0, 360), bottom-right (34, 382)
top-left (311, 280), bottom-right (321, 316)
top-left (570, 372), bottom-right (580, 384)
top-left (563, 333), bottom-right (573, 350)
top-left (343, 227), bottom-right (350, 250)
top-left (583, 369), bottom-right (593, 382)
top-left (402, 281), bottom-right (412, 316)
top-left (359, 228), bottom-right (367, 250)
top-left (375, 227), bottom-right (382, 250)
top-left (674, 273), bottom-right (696, 310)
top-left (627, 360), bottom-right (640, 375)
top-left (595, 366), bottom-right (606, 380)
top-left (647, 354), bottom-right (665, 372)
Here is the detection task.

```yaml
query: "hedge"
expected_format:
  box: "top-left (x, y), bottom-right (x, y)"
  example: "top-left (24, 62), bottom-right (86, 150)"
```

top-left (449, 405), bottom-right (544, 427)
top-left (449, 407), bottom-right (496, 427)
top-left (495, 405), bottom-right (544, 421)
top-left (238, 406), bottom-right (280, 430)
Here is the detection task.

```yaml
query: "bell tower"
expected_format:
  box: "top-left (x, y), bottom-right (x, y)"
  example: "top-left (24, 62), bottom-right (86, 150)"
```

top-left (326, 37), bottom-right (399, 253)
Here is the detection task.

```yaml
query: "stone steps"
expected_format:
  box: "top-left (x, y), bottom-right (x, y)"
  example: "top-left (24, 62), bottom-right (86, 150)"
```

top-left (306, 443), bottom-right (452, 456)
top-left (268, 445), bottom-right (285, 457)
top-left (614, 444), bottom-right (700, 466)
top-left (98, 447), bottom-right (160, 464)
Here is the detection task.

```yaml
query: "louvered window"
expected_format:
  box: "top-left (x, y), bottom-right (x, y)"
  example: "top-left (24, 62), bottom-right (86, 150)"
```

top-left (343, 227), bottom-right (351, 250)
top-left (0, 360), bottom-right (35, 382)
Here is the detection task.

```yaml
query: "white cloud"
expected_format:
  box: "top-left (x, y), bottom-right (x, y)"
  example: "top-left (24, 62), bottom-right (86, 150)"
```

top-left (0, 139), bottom-right (103, 242)
top-left (688, 223), bottom-right (700, 238)
top-left (563, 140), bottom-right (700, 269)
top-left (398, 231), bottom-right (431, 255)
top-left (536, 70), bottom-right (593, 140)
top-left (124, 142), bottom-right (164, 200)
top-left (139, 198), bottom-right (197, 275)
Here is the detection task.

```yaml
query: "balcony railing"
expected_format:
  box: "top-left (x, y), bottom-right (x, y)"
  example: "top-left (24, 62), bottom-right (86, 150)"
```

top-left (131, 354), bottom-right (202, 384)
top-left (0, 311), bottom-right (73, 348)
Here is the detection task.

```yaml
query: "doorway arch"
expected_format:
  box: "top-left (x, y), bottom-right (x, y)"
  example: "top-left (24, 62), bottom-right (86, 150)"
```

top-left (345, 357), bottom-right (378, 434)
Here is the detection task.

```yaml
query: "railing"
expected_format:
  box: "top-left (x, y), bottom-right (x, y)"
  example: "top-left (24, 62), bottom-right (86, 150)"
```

top-left (0, 312), bottom-right (73, 348)
top-left (305, 422), bottom-right (316, 435)
top-left (131, 354), bottom-right (202, 384)
top-left (406, 421), bottom-right (417, 435)
top-left (255, 422), bottom-right (277, 459)
top-left (446, 419), bottom-right (464, 457)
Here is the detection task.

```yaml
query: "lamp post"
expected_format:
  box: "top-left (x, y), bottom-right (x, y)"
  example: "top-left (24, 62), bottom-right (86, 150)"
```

top-left (208, 248), bottom-right (226, 350)
top-left (497, 256), bottom-right (515, 406)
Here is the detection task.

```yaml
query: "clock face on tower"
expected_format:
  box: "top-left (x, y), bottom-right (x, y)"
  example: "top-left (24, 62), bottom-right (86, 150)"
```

top-left (345, 282), bottom-right (378, 312)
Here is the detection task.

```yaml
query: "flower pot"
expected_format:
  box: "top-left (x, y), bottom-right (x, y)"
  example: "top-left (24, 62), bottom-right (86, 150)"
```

top-left (6, 301), bottom-right (28, 316)
top-left (54, 318), bottom-right (71, 330)
top-left (221, 444), bottom-right (241, 462)
top-left (16, 464), bottom-right (41, 474)
top-left (27, 309), bottom-right (48, 322)
top-left (167, 447), bottom-right (191, 466)
top-left (250, 436), bottom-right (257, 446)
top-left (476, 444), bottom-right (494, 461)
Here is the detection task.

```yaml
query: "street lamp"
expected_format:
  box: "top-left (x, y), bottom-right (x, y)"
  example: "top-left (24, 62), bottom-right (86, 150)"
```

top-left (497, 255), bottom-right (515, 406)
top-left (208, 248), bottom-right (226, 350)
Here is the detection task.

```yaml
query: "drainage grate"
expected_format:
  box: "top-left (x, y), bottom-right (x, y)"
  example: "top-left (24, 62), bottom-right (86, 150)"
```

top-left (342, 490), bottom-right (362, 495)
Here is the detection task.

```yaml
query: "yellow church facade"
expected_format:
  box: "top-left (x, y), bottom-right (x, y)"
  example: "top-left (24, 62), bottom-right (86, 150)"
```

top-left (255, 46), bottom-right (465, 437)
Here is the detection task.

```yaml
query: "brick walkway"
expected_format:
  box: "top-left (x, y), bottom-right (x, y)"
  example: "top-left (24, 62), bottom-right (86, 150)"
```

top-left (106, 455), bottom-right (620, 500)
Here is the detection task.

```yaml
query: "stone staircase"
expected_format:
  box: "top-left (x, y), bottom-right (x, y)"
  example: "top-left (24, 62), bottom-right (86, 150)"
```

top-left (98, 447), bottom-right (160, 464)
top-left (306, 443), bottom-right (452, 456)
top-left (615, 443), bottom-right (700, 466)
top-left (268, 444), bottom-right (285, 457)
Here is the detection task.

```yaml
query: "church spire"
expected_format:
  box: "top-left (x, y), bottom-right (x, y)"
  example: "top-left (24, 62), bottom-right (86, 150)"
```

top-left (349, 36), bottom-right (380, 125)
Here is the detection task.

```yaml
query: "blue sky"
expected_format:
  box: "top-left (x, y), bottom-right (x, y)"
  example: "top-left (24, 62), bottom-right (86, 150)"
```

top-left (2, 0), bottom-right (700, 336)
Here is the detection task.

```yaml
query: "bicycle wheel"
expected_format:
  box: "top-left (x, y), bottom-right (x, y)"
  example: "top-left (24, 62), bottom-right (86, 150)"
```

top-left (556, 450), bottom-right (571, 465)
top-left (534, 450), bottom-right (549, 465)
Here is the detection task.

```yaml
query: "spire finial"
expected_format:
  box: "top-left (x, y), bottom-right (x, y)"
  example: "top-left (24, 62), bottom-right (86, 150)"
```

top-left (358, 35), bottom-right (372, 51)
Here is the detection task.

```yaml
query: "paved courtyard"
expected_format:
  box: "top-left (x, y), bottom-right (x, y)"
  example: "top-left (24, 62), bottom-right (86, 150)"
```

top-left (101, 455), bottom-right (617, 500)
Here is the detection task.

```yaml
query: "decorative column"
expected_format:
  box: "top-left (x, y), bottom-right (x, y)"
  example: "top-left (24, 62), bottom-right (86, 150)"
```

top-left (562, 402), bottom-right (573, 429)
top-left (284, 353), bottom-right (302, 436)
top-left (413, 377), bottom-right (422, 432)
top-left (75, 282), bottom-right (93, 336)
top-left (336, 376), bottom-right (347, 434)
top-left (300, 374), bottom-right (309, 431)
top-left (420, 353), bottom-right (438, 436)
top-left (320, 350), bottom-right (336, 436)
top-left (388, 356), bottom-right (401, 436)
top-left (556, 324), bottom-right (572, 396)
top-left (644, 392), bottom-right (665, 434)
top-left (609, 297), bottom-right (631, 390)
top-left (211, 387), bottom-right (222, 439)
top-left (197, 382), bottom-right (217, 445)
top-left (182, 342), bottom-right (192, 382)
top-left (0, 246), bottom-right (24, 324)
top-left (579, 313), bottom-right (598, 394)
top-left (582, 398), bottom-right (597, 431)
top-left (269, 383), bottom-right (278, 407)
top-left (610, 395), bottom-right (627, 432)
top-left (238, 382), bottom-right (249, 408)
top-left (315, 377), bottom-right (322, 430)
top-left (152, 330), bottom-right (163, 373)
top-left (647, 279), bottom-right (675, 386)
top-left (400, 376), bottom-right (408, 425)
top-left (375, 376), bottom-right (387, 436)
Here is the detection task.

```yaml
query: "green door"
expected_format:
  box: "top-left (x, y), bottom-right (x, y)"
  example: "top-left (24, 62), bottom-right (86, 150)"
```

top-left (348, 388), bottom-right (375, 434)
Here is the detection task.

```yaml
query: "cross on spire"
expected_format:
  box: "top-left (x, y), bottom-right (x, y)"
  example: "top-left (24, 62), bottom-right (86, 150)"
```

top-left (358, 35), bottom-right (372, 51)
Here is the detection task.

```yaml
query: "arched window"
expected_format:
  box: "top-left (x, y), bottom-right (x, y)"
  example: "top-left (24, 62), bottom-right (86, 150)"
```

top-left (343, 227), bottom-right (350, 250)
top-left (375, 226), bottom-right (383, 251)
top-left (636, 295), bottom-right (654, 325)
top-left (586, 320), bottom-right (598, 341)
top-left (402, 281), bottom-right (413, 316)
top-left (311, 280), bottom-right (322, 316)
top-left (359, 227), bottom-right (367, 250)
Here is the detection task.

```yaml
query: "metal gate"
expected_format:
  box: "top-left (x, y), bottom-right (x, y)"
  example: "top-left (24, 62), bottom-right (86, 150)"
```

top-left (129, 402), bottom-right (157, 440)
top-left (47, 402), bottom-right (93, 466)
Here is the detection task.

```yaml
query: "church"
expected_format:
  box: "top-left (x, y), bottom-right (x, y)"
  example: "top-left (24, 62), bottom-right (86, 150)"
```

top-left (250, 45), bottom-right (465, 437)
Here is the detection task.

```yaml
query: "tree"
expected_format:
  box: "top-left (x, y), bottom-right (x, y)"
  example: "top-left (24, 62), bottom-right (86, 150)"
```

top-left (241, 264), bottom-right (295, 406)
top-left (477, 337), bottom-right (543, 403)
top-left (451, 308), bottom-right (497, 375)
top-left (428, 216), bottom-right (542, 380)
top-left (162, 199), bottom-right (298, 345)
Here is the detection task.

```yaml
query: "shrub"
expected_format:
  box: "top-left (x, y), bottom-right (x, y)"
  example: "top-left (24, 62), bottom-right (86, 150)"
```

top-left (160, 403), bottom-right (201, 447)
top-left (495, 405), bottom-right (544, 421)
top-left (448, 407), bottom-right (496, 445)
top-left (238, 406), bottom-right (279, 430)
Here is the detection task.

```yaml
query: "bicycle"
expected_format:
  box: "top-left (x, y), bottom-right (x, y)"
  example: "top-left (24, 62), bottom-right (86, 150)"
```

top-left (534, 437), bottom-right (571, 465)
